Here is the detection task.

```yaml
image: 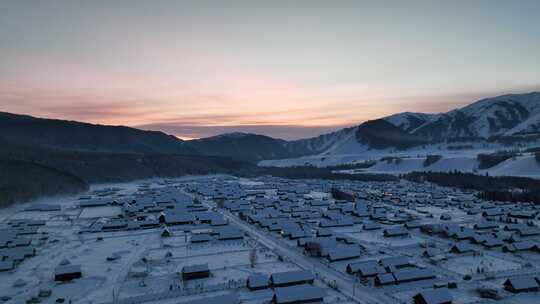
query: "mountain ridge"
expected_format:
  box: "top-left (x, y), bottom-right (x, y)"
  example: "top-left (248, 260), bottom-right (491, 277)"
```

top-left (192, 92), bottom-right (540, 161)
top-left (0, 111), bottom-right (197, 155)
top-left (1, 92), bottom-right (539, 164)
top-left (410, 92), bottom-right (540, 141)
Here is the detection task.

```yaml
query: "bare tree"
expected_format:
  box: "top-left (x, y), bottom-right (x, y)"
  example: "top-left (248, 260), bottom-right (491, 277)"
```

top-left (249, 248), bottom-right (257, 268)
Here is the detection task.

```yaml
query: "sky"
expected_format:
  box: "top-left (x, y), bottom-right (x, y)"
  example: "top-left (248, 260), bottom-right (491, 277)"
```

top-left (1, 1), bottom-right (539, 140)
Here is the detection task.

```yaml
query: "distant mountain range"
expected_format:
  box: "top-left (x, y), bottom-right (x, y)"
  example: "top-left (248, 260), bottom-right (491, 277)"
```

top-left (0, 111), bottom-right (195, 155)
top-left (188, 131), bottom-right (349, 162)
top-left (407, 92), bottom-right (540, 141)
top-left (189, 92), bottom-right (540, 161)
top-left (1, 92), bottom-right (540, 165)
top-left (1, 91), bottom-right (539, 204)
top-left (0, 113), bottom-right (250, 205)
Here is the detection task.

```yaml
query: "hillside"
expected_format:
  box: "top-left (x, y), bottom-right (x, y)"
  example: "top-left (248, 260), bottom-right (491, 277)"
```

top-left (383, 112), bottom-right (439, 133)
top-left (4, 92), bottom-right (539, 166)
top-left (1, 91), bottom-right (540, 183)
top-left (355, 119), bottom-right (427, 149)
top-left (411, 92), bottom-right (540, 141)
top-left (0, 159), bottom-right (89, 207)
top-left (260, 92), bottom-right (540, 167)
top-left (287, 127), bottom-right (358, 155)
top-left (0, 112), bottom-right (196, 154)
top-left (0, 137), bottom-right (256, 206)
top-left (189, 133), bottom-right (302, 162)
top-left (0, 138), bottom-right (254, 184)
top-left (188, 131), bottom-right (353, 162)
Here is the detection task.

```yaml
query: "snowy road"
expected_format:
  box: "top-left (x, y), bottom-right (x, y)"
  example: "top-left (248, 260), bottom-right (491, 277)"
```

top-left (193, 195), bottom-right (393, 304)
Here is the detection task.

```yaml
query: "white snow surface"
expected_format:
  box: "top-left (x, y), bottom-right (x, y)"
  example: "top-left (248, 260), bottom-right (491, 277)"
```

top-left (367, 156), bottom-right (480, 174)
top-left (483, 154), bottom-right (540, 178)
top-left (505, 112), bottom-right (540, 135)
top-left (261, 147), bottom-right (540, 179)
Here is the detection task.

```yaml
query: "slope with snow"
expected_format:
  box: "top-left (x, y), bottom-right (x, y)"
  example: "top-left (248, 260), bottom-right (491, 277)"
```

top-left (483, 154), bottom-right (540, 178)
top-left (361, 156), bottom-right (480, 174)
top-left (335, 154), bottom-right (540, 179)
top-left (288, 126), bottom-right (357, 154)
top-left (413, 92), bottom-right (540, 140)
top-left (504, 112), bottom-right (540, 135)
top-left (259, 92), bottom-right (540, 176)
top-left (384, 112), bottom-right (440, 133)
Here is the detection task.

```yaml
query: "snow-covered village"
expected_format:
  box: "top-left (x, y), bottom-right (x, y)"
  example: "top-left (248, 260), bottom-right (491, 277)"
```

top-left (2, 175), bottom-right (540, 304)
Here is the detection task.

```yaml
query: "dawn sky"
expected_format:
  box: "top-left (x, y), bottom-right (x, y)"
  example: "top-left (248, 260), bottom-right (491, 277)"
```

top-left (1, 0), bottom-right (539, 140)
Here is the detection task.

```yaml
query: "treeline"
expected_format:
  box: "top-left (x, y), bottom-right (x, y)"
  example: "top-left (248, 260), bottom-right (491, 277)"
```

top-left (324, 161), bottom-right (376, 171)
top-left (489, 134), bottom-right (540, 145)
top-left (260, 166), bottom-right (398, 182)
top-left (0, 137), bottom-right (398, 207)
top-left (0, 138), bottom-right (255, 184)
top-left (447, 145), bottom-right (474, 151)
top-left (525, 147), bottom-right (540, 153)
top-left (477, 151), bottom-right (518, 169)
top-left (0, 152), bottom-right (255, 207)
top-left (0, 138), bottom-right (257, 206)
top-left (403, 171), bottom-right (540, 191)
top-left (403, 171), bottom-right (540, 204)
top-left (479, 190), bottom-right (540, 204)
top-left (354, 119), bottom-right (426, 150)
top-left (476, 149), bottom-right (539, 167)
top-left (0, 160), bottom-right (88, 208)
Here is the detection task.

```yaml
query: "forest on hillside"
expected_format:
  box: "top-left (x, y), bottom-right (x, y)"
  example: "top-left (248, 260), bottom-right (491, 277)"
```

top-left (403, 171), bottom-right (540, 204)
top-left (0, 160), bottom-right (89, 208)
top-left (260, 166), bottom-right (398, 182)
top-left (0, 136), bottom-right (401, 207)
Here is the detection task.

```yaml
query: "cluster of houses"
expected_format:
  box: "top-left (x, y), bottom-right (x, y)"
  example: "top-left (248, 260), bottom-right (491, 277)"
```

top-left (346, 256), bottom-right (440, 286)
top-left (174, 261), bottom-right (325, 303)
top-left (247, 270), bottom-right (325, 304)
top-left (420, 217), bottom-right (540, 255)
top-left (4, 175), bottom-right (540, 303)
top-left (186, 176), bottom-right (540, 302)
top-left (77, 186), bottom-right (246, 244)
top-left (0, 219), bottom-right (42, 272)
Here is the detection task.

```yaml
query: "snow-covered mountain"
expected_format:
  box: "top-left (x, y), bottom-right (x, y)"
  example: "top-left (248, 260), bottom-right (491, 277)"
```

top-left (287, 127), bottom-right (357, 154)
top-left (189, 132), bottom-right (296, 162)
top-left (188, 127), bottom-right (363, 162)
top-left (191, 92), bottom-right (540, 164)
top-left (411, 92), bottom-right (540, 141)
top-left (504, 111), bottom-right (540, 136)
top-left (301, 92), bottom-right (540, 155)
top-left (383, 112), bottom-right (440, 133)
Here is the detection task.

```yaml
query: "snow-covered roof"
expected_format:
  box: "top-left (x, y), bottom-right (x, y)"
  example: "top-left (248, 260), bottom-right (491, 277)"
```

top-left (273, 284), bottom-right (325, 304)
top-left (181, 263), bottom-right (209, 274)
top-left (55, 264), bottom-right (82, 275)
top-left (392, 268), bottom-right (436, 283)
top-left (247, 273), bottom-right (269, 289)
top-left (413, 288), bottom-right (453, 304)
top-left (270, 270), bottom-right (314, 286)
top-left (183, 293), bottom-right (240, 304)
top-left (504, 276), bottom-right (540, 291)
